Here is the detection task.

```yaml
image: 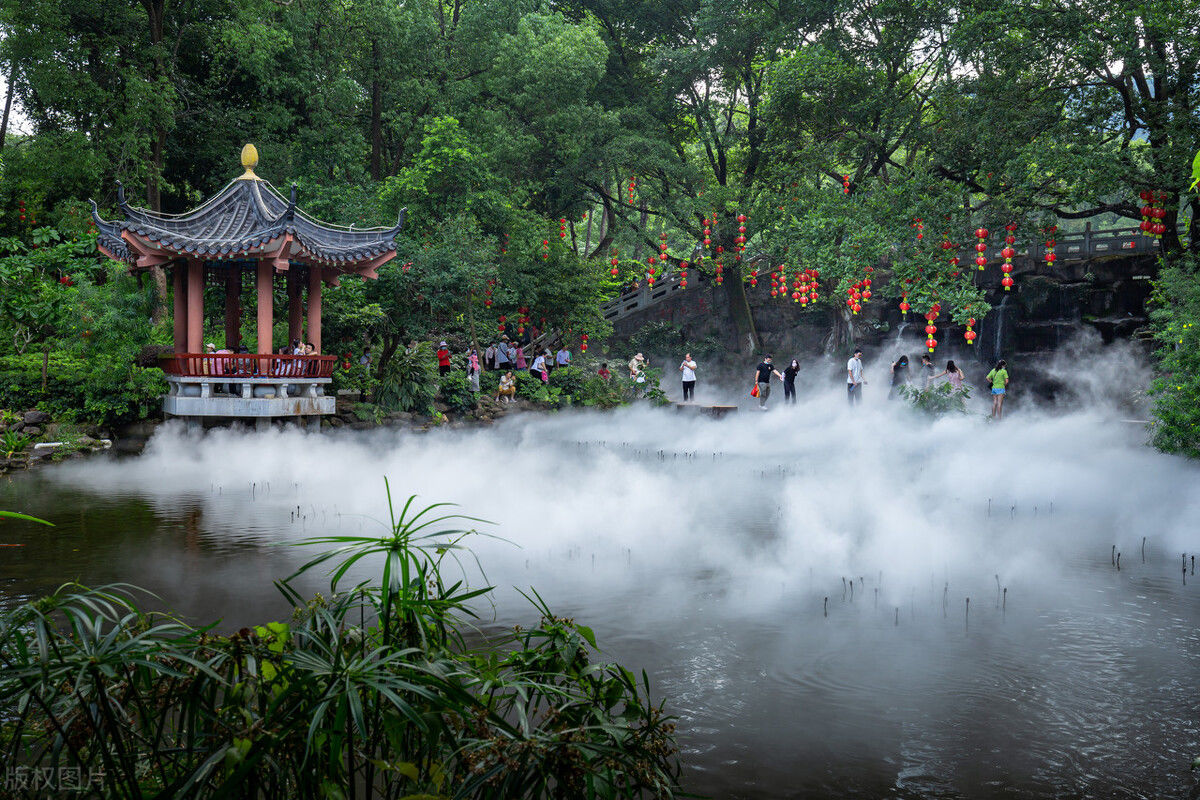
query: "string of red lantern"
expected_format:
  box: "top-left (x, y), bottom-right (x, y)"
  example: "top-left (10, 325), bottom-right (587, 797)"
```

top-left (646, 255), bottom-right (657, 288)
top-left (735, 213), bottom-right (748, 262)
top-left (680, 260), bottom-right (689, 289)
top-left (924, 304), bottom-right (940, 352)
top-left (541, 237), bottom-right (549, 261)
top-left (559, 218), bottom-right (567, 239)
top-left (714, 258), bottom-right (724, 286)
top-left (1000, 222), bottom-right (1016, 291)
top-left (914, 217), bottom-right (924, 242)
top-left (628, 177), bottom-right (636, 204)
top-left (581, 333), bottom-right (589, 354)
top-left (1044, 226), bottom-right (1057, 266)
top-left (974, 226), bottom-right (989, 271)
top-left (964, 315), bottom-right (977, 345)
top-left (610, 250), bottom-right (620, 277)
top-left (842, 174), bottom-right (850, 194)
top-left (1139, 190), bottom-right (1167, 238)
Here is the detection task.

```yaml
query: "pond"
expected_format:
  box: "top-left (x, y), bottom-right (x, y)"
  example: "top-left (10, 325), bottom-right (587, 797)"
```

top-left (2, 394), bottom-right (1198, 799)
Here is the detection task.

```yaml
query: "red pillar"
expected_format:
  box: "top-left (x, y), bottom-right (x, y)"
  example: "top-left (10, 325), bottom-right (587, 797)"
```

top-left (173, 262), bottom-right (187, 353)
top-left (186, 259), bottom-right (203, 353)
top-left (256, 261), bottom-right (274, 355)
top-left (287, 271), bottom-right (303, 347)
top-left (224, 268), bottom-right (241, 349)
top-left (307, 266), bottom-right (323, 354)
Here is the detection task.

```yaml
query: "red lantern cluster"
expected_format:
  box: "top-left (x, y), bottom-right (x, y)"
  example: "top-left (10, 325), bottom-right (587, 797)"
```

top-left (497, 314), bottom-right (507, 334)
top-left (610, 251), bottom-right (620, 277)
top-left (1000, 222), bottom-right (1017, 291)
top-left (58, 275), bottom-right (74, 287)
top-left (18, 200), bottom-right (26, 223)
top-left (1139, 190), bottom-right (1168, 237)
top-left (735, 213), bottom-right (748, 261)
top-left (899, 291), bottom-right (910, 315)
top-left (770, 264), bottom-right (784, 298)
top-left (628, 177), bottom-right (636, 203)
top-left (541, 238), bottom-right (550, 261)
top-left (1044, 226), bottom-right (1057, 265)
top-left (964, 316), bottom-right (977, 345)
top-left (517, 306), bottom-right (530, 336)
top-left (703, 217), bottom-right (712, 249)
top-left (914, 217), bottom-right (924, 241)
top-left (659, 231), bottom-right (669, 262)
top-left (924, 304), bottom-right (941, 352)
top-left (679, 260), bottom-right (689, 289)
top-left (715, 259), bottom-right (724, 286)
top-left (845, 275), bottom-right (870, 314)
top-left (646, 255), bottom-right (657, 287)
top-left (790, 268), bottom-right (819, 305)
top-left (581, 333), bottom-right (588, 354)
top-left (559, 218), bottom-right (567, 239)
top-left (842, 174), bottom-right (850, 194)
top-left (974, 227), bottom-right (989, 270)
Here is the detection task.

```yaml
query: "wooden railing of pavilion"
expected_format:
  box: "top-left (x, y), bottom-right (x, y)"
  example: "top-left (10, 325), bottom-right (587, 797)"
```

top-left (160, 354), bottom-right (338, 379)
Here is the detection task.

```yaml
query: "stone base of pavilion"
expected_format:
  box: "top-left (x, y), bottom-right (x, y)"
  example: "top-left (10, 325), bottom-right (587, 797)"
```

top-left (161, 354), bottom-right (335, 431)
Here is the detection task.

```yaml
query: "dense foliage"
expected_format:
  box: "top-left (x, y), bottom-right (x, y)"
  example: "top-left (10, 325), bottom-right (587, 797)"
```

top-left (0, 493), bottom-right (682, 798)
top-left (0, 0), bottom-right (1198, 445)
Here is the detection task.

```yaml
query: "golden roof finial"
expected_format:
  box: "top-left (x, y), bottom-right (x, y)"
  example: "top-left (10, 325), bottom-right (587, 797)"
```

top-left (237, 143), bottom-right (260, 180)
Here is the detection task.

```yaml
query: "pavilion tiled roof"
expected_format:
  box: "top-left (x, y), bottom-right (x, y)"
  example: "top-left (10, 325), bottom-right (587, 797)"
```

top-left (91, 175), bottom-right (405, 268)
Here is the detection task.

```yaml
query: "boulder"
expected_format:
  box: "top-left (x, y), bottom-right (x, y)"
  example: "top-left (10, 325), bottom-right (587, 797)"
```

top-left (327, 417), bottom-right (344, 428)
top-left (23, 410), bottom-right (50, 425)
top-left (23, 426), bottom-right (42, 438)
top-left (76, 435), bottom-right (98, 449)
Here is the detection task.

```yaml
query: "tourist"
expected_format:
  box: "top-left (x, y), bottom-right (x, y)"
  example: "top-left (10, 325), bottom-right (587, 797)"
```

top-left (597, 363), bottom-right (612, 380)
top-left (888, 354), bottom-right (910, 400)
top-left (467, 348), bottom-right (481, 393)
top-left (753, 354), bottom-right (783, 410)
top-left (932, 359), bottom-right (965, 391)
top-left (987, 359), bottom-right (1010, 419)
top-left (496, 338), bottom-right (511, 370)
top-left (679, 353), bottom-right (698, 401)
top-left (846, 347), bottom-right (864, 406)
top-left (628, 353), bottom-right (646, 379)
top-left (305, 341), bottom-right (317, 355)
top-left (437, 341), bottom-right (451, 376)
top-left (359, 347), bottom-right (371, 368)
top-left (530, 350), bottom-right (548, 383)
top-left (513, 343), bottom-right (527, 370)
top-left (292, 339), bottom-right (304, 355)
top-left (556, 346), bottom-right (571, 369)
top-left (484, 342), bottom-right (496, 371)
top-left (920, 354), bottom-right (934, 388)
top-left (541, 350), bottom-right (553, 382)
top-left (496, 370), bottom-right (516, 403)
top-left (782, 358), bottom-right (799, 405)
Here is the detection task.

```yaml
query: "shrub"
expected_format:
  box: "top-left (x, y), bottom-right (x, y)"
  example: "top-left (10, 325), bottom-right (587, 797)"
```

top-left (375, 342), bottom-right (437, 414)
top-left (898, 381), bottom-right (971, 415)
top-left (548, 364), bottom-right (586, 396)
top-left (438, 368), bottom-right (477, 413)
top-left (0, 353), bottom-right (166, 427)
top-left (577, 374), bottom-right (626, 408)
top-left (1149, 254), bottom-right (1200, 456)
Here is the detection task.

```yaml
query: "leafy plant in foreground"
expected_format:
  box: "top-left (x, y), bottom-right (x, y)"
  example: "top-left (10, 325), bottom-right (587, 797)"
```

top-left (0, 487), bottom-right (682, 799)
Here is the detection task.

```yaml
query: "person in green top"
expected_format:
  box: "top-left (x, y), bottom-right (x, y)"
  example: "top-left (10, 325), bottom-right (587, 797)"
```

top-left (986, 359), bottom-right (1010, 419)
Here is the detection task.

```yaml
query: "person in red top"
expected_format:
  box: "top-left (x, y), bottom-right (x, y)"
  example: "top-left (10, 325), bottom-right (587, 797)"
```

top-left (597, 363), bottom-right (612, 380)
top-left (436, 341), bottom-right (451, 376)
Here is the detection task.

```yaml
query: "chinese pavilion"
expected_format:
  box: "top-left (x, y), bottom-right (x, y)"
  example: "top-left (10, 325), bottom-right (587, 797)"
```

top-left (91, 144), bottom-right (404, 428)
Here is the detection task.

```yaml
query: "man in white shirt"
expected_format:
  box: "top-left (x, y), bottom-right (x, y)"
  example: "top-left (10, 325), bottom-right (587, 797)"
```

top-left (679, 353), bottom-right (698, 401)
top-left (847, 347), bottom-right (864, 406)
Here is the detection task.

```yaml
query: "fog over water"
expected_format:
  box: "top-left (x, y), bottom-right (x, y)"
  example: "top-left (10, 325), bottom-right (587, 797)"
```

top-left (3, 336), bottom-right (1199, 798)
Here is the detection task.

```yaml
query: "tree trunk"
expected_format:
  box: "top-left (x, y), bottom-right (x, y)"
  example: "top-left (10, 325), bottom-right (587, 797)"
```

top-left (583, 207), bottom-right (594, 255)
top-left (723, 276), bottom-right (760, 354)
top-left (0, 61), bottom-right (16, 151)
top-left (41, 344), bottom-right (49, 392)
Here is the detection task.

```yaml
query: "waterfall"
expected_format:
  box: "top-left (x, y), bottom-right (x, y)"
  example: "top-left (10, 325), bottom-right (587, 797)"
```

top-left (992, 295), bottom-right (1010, 363)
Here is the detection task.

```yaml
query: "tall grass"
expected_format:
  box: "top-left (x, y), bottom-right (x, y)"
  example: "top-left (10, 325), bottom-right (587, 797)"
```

top-left (0, 487), bottom-right (681, 799)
